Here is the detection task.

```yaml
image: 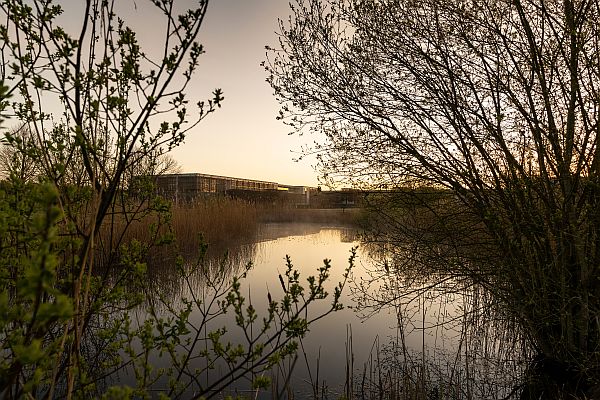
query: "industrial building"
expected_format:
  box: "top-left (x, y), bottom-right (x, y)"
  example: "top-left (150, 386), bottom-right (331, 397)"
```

top-left (154, 173), bottom-right (280, 203)
top-left (152, 173), bottom-right (362, 208)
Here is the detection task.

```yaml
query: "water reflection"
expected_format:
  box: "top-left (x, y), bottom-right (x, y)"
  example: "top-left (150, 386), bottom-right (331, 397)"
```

top-left (353, 240), bottom-right (529, 398)
top-left (105, 222), bottom-right (362, 398)
top-left (142, 242), bottom-right (260, 307)
top-left (117, 221), bottom-right (527, 398)
top-left (257, 222), bottom-right (359, 244)
top-left (141, 222), bottom-right (358, 308)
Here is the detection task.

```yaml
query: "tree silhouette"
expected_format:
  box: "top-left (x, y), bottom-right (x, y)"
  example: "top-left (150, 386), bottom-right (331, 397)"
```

top-left (267, 0), bottom-right (600, 396)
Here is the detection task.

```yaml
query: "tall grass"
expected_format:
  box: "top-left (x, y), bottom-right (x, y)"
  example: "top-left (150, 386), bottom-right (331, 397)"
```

top-left (171, 196), bottom-right (260, 252)
top-left (108, 197), bottom-right (363, 253)
top-left (100, 196), bottom-right (259, 253)
top-left (294, 286), bottom-right (528, 400)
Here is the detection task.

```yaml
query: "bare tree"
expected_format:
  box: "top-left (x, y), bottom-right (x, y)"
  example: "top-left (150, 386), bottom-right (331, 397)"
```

top-left (267, 0), bottom-right (600, 396)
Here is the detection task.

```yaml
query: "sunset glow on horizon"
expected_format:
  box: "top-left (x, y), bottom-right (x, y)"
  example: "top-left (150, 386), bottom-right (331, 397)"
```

top-left (166, 0), bottom-right (321, 187)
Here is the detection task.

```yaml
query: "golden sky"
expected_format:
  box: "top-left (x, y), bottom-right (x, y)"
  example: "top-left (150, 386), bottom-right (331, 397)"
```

top-left (166, 0), bottom-right (319, 186)
top-left (5, 1), bottom-right (316, 186)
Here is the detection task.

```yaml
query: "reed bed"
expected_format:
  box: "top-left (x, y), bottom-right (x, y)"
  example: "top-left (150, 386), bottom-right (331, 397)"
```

top-left (98, 196), bottom-right (260, 253)
top-left (98, 197), bottom-right (365, 269)
top-left (171, 196), bottom-right (260, 252)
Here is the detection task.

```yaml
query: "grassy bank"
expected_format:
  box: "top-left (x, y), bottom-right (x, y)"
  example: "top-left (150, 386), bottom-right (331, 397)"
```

top-left (107, 196), bottom-right (363, 256)
top-left (172, 197), bottom-right (260, 252)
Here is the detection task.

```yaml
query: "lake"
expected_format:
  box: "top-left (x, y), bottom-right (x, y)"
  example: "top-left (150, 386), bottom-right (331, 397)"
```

top-left (119, 220), bottom-right (524, 398)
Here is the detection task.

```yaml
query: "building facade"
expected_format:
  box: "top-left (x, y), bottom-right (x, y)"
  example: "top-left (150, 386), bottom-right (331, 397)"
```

top-left (154, 173), bottom-right (280, 203)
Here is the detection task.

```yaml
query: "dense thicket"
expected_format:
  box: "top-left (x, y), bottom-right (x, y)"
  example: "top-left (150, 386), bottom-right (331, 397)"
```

top-left (0, 1), bottom-right (348, 398)
top-left (267, 0), bottom-right (600, 396)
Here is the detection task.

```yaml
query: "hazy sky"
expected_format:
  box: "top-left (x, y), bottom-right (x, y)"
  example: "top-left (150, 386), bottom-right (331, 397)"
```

top-left (8, 1), bottom-right (314, 185)
top-left (166, 0), bottom-right (319, 186)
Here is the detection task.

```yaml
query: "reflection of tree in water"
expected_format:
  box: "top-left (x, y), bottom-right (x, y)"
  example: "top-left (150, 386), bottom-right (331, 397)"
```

top-left (339, 227), bottom-right (359, 243)
top-left (106, 221), bottom-right (357, 311)
top-left (84, 230), bottom-right (349, 398)
top-left (353, 240), bottom-right (531, 398)
top-left (141, 241), bottom-right (261, 308)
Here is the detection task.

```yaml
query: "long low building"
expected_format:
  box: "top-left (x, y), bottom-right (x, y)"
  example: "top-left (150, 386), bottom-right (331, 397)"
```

top-left (152, 173), bottom-right (365, 208)
top-left (154, 173), bottom-right (281, 202)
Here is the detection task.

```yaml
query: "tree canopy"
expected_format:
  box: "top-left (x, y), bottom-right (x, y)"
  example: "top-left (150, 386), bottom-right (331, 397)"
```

top-left (0, 1), bottom-right (348, 398)
top-left (267, 0), bottom-right (600, 396)
top-left (268, 0), bottom-right (600, 190)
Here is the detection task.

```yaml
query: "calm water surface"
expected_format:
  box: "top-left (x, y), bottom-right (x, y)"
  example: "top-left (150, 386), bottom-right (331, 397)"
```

top-left (200, 222), bottom-right (464, 396)
top-left (250, 222), bottom-right (393, 391)
top-left (127, 221), bottom-right (505, 398)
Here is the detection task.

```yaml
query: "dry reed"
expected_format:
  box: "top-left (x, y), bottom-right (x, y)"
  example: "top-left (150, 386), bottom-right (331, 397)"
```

top-left (96, 196), bottom-right (261, 260)
top-left (171, 196), bottom-right (260, 251)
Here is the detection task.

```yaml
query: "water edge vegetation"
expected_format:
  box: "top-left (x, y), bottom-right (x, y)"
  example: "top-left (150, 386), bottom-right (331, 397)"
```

top-left (0, 1), bottom-right (353, 398)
